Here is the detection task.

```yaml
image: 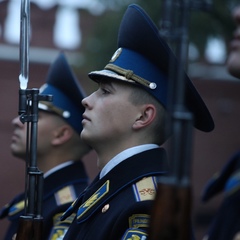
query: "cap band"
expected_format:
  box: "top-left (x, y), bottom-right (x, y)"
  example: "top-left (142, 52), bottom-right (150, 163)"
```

top-left (105, 64), bottom-right (157, 90)
top-left (38, 102), bottom-right (71, 118)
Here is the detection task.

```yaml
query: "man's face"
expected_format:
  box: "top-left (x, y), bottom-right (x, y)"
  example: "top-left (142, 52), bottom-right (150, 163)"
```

top-left (81, 80), bottom-right (141, 150)
top-left (227, 6), bottom-right (240, 78)
top-left (11, 111), bottom-right (63, 159)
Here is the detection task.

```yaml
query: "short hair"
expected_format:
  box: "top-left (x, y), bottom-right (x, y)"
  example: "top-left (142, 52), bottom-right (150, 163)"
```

top-left (128, 84), bottom-right (169, 145)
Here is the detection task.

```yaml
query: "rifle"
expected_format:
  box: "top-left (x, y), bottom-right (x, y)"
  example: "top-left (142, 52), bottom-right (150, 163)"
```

top-left (16, 1), bottom-right (52, 239)
top-left (148, 1), bottom-right (212, 239)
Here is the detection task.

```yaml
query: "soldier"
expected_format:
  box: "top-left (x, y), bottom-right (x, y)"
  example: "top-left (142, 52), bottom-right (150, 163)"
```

top-left (202, 5), bottom-right (240, 240)
top-left (0, 52), bottom-right (92, 239)
top-left (59, 4), bottom-right (214, 240)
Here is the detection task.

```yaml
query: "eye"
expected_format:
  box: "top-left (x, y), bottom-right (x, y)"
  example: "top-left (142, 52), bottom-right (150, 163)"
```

top-left (100, 87), bottom-right (110, 95)
top-left (98, 82), bottom-right (113, 95)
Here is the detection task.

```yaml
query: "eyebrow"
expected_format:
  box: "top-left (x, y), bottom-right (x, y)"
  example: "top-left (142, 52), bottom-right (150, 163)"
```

top-left (99, 81), bottom-right (115, 91)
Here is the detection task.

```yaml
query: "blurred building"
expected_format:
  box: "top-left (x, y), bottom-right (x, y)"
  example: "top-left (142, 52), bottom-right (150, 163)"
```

top-left (0, 1), bottom-right (240, 239)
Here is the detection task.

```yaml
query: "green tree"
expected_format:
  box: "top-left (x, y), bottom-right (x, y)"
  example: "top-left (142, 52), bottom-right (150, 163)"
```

top-left (81, 0), bottom-right (236, 73)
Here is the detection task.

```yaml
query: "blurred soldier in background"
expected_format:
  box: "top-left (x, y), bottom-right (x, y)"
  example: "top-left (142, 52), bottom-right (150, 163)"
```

top-left (202, 5), bottom-right (240, 240)
top-left (0, 52), bottom-right (91, 240)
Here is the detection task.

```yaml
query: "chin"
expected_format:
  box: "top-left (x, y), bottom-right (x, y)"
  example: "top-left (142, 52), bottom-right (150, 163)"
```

top-left (81, 133), bottom-right (98, 151)
top-left (12, 152), bottom-right (25, 160)
top-left (80, 131), bottom-right (91, 144)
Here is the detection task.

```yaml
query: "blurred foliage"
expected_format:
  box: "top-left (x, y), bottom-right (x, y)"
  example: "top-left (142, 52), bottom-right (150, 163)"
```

top-left (80, 0), bottom-right (236, 74)
top-left (189, 0), bottom-right (236, 60)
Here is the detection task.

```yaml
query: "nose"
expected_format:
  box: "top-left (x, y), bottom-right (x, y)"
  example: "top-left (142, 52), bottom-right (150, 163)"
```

top-left (82, 97), bottom-right (88, 108)
top-left (82, 93), bottom-right (94, 109)
top-left (12, 116), bottom-right (24, 128)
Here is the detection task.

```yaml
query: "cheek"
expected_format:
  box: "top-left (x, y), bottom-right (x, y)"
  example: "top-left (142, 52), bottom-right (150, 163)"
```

top-left (37, 124), bottom-right (54, 145)
top-left (105, 102), bottom-right (136, 129)
top-left (103, 102), bottom-right (126, 122)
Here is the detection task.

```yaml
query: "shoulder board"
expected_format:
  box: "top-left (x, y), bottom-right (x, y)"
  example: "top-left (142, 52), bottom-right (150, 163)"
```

top-left (132, 176), bottom-right (157, 202)
top-left (54, 185), bottom-right (76, 206)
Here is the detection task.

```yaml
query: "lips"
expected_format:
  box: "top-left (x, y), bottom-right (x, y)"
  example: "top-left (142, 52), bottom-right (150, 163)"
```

top-left (11, 131), bottom-right (21, 142)
top-left (11, 134), bottom-right (19, 143)
top-left (82, 114), bottom-right (91, 123)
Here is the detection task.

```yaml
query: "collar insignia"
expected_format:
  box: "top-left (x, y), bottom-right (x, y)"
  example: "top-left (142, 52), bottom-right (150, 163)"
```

top-left (9, 200), bottom-right (24, 216)
top-left (77, 180), bottom-right (109, 220)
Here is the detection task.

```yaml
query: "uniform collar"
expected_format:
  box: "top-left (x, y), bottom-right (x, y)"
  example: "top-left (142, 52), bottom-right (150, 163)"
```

top-left (44, 160), bottom-right (74, 178)
top-left (62, 148), bottom-right (168, 224)
top-left (99, 144), bottom-right (159, 179)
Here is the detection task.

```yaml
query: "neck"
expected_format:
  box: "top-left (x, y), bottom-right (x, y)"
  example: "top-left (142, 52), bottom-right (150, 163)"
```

top-left (95, 142), bottom-right (149, 170)
top-left (35, 152), bottom-right (72, 173)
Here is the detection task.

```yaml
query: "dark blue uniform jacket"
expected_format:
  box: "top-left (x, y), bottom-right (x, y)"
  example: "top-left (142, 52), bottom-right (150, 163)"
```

top-left (62, 148), bottom-right (169, 240)
top-left (0, 160), bottom-right (89, 240)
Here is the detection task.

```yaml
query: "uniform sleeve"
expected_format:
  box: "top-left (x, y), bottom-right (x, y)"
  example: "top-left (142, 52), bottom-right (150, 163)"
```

top-left (114, 176), bottom-right (157, 239)
top-left (122, 228), bottom-right (148, 240)
top-left (111, 200), bottom-right (152, 240)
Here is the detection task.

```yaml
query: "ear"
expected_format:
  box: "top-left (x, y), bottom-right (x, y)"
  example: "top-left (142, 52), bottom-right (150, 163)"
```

top-left (51, 125), bottom-right (73, 146)
top-left (133, 104), bottom-right (156, 130)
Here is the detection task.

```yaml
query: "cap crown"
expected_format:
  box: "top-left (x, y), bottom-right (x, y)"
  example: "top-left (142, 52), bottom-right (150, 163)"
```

top-left (40, 52), bottom-right (85, 134)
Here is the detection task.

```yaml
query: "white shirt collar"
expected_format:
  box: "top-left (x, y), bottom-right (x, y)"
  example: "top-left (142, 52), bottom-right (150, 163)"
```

top-left (99, 144), bottom-right (159, 179)
top-left (44, 160), bottom-right (74, 178)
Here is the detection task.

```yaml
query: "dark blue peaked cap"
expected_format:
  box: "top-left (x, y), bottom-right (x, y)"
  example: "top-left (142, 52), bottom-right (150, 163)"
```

top-left (39, 52), bottom-right (86, 134)
top-left (88, 4), bottom-right (214, 132)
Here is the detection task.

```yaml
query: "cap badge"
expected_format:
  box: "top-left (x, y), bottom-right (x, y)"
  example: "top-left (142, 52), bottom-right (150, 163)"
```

top-left (110, 48), bottom-right (122, 62)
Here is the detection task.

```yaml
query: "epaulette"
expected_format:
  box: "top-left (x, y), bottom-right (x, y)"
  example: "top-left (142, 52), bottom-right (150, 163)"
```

top-left (132, 176), bottom-right (157, 202)
top-left (54, 185), bottom-right (77, 206)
